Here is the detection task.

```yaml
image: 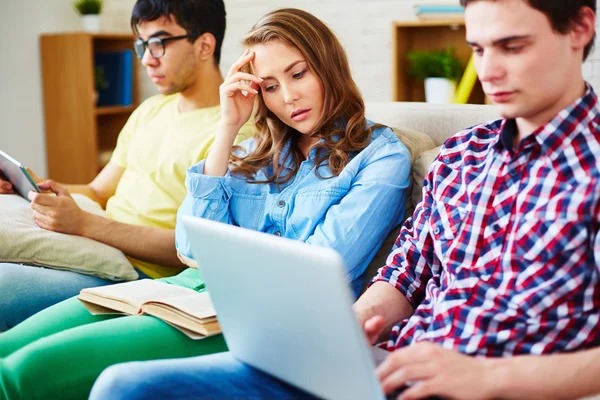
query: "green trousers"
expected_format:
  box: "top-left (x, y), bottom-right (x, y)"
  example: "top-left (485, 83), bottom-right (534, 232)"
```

top-left (0, 269), bottom-right (228, 400)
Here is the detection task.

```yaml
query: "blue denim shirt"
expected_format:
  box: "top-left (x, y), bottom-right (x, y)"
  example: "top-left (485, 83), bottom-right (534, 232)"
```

top-left (176, 122), bottom-right (411, 297)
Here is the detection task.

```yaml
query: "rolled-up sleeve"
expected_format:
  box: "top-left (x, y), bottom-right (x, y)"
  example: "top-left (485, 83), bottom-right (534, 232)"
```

top-left (175, 161), bottom-right (237, 258)
top-left (175, 139), bottom-right (257, 258)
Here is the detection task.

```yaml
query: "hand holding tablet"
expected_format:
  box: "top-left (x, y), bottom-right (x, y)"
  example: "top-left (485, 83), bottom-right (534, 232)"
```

top-left (0, 150), bottom-right (41, 200)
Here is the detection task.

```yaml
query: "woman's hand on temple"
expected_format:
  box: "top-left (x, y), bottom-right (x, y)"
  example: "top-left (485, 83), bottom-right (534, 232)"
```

top-left (219, 49), bottom-right (263, 133)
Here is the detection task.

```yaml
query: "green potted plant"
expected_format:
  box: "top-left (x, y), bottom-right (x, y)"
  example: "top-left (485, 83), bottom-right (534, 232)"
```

top-left (407, 48), bottom-right (463, 104)
top-left (73, 0), bottom-right (103, 32)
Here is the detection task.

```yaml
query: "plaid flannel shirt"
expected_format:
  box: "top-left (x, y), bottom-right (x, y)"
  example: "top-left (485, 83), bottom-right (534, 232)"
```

top-left (373, 84), bottom-right (600, 356)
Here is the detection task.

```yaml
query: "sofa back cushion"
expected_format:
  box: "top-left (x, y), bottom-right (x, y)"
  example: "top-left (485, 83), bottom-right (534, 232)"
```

top-left (412, 146), bottom-right (443, 207)
top-left (366, 102), bottom-right (500, 146)
top-left (391, 126), bottom-right (436, 219)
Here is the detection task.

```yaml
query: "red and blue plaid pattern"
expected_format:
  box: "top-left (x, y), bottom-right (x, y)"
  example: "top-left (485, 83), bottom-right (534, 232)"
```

top-left (373, 85), bottom-right (600, 356)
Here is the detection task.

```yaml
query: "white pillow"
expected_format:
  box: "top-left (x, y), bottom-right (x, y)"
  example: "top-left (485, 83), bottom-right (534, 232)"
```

top-left (0, 194), bottom-right (138, 281)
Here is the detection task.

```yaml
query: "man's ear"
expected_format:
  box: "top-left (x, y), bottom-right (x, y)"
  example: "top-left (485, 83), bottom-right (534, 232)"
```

top-left (570, 6), bottom-right (596, 55)
top-left (195, 32), bottom-right (217, 62)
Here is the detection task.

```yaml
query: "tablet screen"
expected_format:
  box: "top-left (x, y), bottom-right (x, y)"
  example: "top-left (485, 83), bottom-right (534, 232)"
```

top-left (0, 150), bottom-right (40, 200)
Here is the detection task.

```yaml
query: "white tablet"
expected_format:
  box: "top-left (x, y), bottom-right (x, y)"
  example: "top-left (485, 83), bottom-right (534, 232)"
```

top-left (0, 150), bottom-right (40, 200)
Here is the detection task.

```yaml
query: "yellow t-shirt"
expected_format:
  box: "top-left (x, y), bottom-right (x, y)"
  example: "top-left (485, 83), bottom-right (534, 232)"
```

top-left (106, 94), bottom-right (253, 278)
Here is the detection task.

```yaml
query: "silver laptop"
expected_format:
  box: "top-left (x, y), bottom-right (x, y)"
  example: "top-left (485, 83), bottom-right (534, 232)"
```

top-left (182, 215), bottom-right (388, 400)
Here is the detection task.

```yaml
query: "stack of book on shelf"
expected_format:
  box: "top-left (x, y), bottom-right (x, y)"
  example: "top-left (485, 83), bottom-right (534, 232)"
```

top-left (413, 0), bottom-right (465, 19)
top-left (78, 279), bottom-right (221, 340)
top-left (94, 49), bottom-right (134, 107)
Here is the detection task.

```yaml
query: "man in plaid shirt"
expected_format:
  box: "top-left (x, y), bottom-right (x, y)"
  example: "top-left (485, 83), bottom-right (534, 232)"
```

top-left (354, 0), bottom-right (600, 398)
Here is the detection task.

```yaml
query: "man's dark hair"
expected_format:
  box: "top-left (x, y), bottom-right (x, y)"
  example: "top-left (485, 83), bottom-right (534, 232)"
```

top-left (460, 0), bottom-right (596, 60)
top-left (131, 0), bottom-right (226, 64)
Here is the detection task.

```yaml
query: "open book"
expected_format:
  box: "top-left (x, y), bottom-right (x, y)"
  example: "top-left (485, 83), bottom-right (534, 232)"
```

top-left (78, 279), bottom-right (220, 340)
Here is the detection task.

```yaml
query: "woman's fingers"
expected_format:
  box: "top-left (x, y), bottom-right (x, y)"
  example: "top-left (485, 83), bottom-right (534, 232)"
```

top-left (224, 71), bottom-right (263, 86)
top-left (226, 49), bottom-right (255, 79)
top-left (222, 72), bottom-right (263, 99)
top-left (221, 81), bottom-right (259, 98)
top-left (222, 51), bottom-right (263, 102)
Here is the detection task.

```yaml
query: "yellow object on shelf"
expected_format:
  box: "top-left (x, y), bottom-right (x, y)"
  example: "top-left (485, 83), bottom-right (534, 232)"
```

top-left (453, 54), bottom-right (478, 104)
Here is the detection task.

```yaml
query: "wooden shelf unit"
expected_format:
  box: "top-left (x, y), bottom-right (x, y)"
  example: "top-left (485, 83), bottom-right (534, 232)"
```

top-left (40, 32), bottom-right (140, 183)
top-left (392, 19), bottom-right (485, 103)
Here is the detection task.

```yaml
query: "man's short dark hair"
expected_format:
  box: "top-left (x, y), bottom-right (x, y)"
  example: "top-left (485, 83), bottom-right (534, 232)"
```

top-left (131, 0), bottom-right (226, 64)
top-left (460, 0), bottom-right (596, 60)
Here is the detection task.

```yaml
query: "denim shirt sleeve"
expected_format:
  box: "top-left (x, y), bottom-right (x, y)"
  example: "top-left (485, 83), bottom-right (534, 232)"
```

top-left (175, 139), bottom-right (256, 259)
top-left (304, 129), bottom-right (411, 290)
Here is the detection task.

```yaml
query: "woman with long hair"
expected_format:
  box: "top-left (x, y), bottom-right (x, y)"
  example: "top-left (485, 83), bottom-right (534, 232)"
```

top-left (0, 8), bottom-right (409, 400)
top-left (89, 7), bottom-right (410, 399)
top-left (174, 7), bottom-right (411, 297)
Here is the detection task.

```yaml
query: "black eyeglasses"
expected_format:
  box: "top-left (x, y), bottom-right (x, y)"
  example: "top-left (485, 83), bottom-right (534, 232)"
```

top-left (134, 33), bottom-right (200, 59)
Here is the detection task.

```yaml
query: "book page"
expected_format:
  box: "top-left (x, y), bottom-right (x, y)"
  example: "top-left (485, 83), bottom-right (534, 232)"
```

top-left (158, 319), bottom-right (215, 340)
top-left (79, 299), bottom-right (128, 316)
top-left (143, 303), bottom-right (221, 338)
top-left (79, 279), bottom-right (200, 314)
top-left (141, 291), bottom-right (220, 338)
top-left (145, 291), bottom-right (217, 320)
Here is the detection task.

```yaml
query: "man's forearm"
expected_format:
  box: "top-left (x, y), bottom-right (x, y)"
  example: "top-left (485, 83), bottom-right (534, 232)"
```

top-left (489, 347), bottom-right (600, 399)
top-left (355, 281), bottom-right (414, 332)
top-left (81, 213), bottom-right (182, 268)
top-left (65, 184), bottom-right (106, 207)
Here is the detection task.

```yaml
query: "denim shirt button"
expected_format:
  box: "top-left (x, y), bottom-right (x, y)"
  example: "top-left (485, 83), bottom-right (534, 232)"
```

top-left (277, 200), bottom-right (286, 208)
top-left (274, 231), bottom-right (281, 236)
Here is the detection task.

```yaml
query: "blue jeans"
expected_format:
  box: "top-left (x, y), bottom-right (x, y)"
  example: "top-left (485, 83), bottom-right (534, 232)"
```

top-left (90, 351), bottom-right (318, 400)
top-left (0, 263), bottom-right (136, 331)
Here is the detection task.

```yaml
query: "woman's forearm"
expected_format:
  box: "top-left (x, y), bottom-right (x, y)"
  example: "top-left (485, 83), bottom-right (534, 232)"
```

top-left (204, 122), bottom-right (241, 177)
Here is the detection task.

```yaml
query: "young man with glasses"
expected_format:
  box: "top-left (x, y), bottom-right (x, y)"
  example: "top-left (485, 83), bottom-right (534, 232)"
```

top-left (0, 0), bottom-right (252, 330)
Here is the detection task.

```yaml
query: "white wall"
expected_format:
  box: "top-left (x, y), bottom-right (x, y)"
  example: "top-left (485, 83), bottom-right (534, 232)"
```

top-left (0, 0), bottom-right (81, 176)
top-left (0, 0), bottom-right (599, 177)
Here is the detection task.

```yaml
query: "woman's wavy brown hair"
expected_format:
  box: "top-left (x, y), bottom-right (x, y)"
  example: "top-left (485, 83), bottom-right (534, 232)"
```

top-left (229, 8), bottom-right (380, 184)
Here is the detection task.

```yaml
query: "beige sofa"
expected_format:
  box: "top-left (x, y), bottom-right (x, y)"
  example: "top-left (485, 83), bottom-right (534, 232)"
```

top-left (361, 102), bottom-right (500, 292)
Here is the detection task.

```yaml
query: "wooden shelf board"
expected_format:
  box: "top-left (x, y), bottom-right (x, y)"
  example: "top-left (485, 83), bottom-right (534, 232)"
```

top-left (95, 105), bottom-right (136, 116)
top-left (41, 32), bottom-right (134, 40)
top-left (91, 33), bottom-right (135, 40)
top-left (393, 18), bottom-right (464, 28)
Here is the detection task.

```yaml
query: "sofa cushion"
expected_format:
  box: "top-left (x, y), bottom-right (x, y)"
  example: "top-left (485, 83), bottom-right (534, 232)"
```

top-left (390, 126), bottom-right (436, 165)
top-left (0, 194), bottom-right (139, 281)
top-left (366, 102), bottom-right (500, 146)
top-left (390, 126), bottom-right (436, 219)
top-left (412, 146), bottom-right (442, 207)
